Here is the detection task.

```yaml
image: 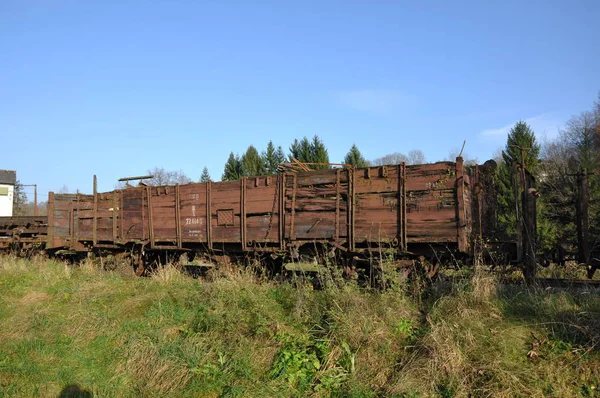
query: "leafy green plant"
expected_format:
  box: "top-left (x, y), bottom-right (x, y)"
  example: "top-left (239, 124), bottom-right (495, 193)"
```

top-left (269, 332), bottom-right (328, 390)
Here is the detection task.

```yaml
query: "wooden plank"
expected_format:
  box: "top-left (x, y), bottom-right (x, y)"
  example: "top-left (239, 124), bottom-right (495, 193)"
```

top-left (93, 175), bottom-right (97, 245)
top-left (207, 181), bottom-right (212, 248)
top-left (112, 191), bottom-right (118, 241)
top-left (175, 185), bottom-right (182, 248)
top-left (349, 169), bottom-right (355, 251)
top-left (335, 169), bottom-right (340, 242)
top-left (455, 157), bottom-right (467, 252)
top-left (47, 192), bottom-right (54, 247)
top-left (279, 174), bottom-right (285, 249)
top-left (290, 174), bottom-right (297, 241)
top-left (146, 186), bottom-right (154, 247)
top-left (241, 177), bottom-right (246, 249)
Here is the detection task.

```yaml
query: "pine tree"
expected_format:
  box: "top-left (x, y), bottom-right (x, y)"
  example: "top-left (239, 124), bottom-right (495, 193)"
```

top-left (497, 121), bottom-right (540, 239)
top-left (311, 135), bottom-right (330, 169)
top-left (275, 145), bottom-right (285, 167)
top-left (222, 152), bottom-right (242, 181)
top-left (241, 145), bottom-right (266, 177)
top-left (288, 136), bottom-right (330, 169)
top-left (262, 141), bottom-right (284, 175)
top-left (343, 144), bottom-right (368, 167)
top-left (200, 167), bottom-right (211, 182)
top-left (289, 139), bottom-right (301, 162)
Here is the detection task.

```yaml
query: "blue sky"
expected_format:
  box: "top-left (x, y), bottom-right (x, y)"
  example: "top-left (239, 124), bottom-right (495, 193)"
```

top-left (1, 0), bottom-right (599, 198)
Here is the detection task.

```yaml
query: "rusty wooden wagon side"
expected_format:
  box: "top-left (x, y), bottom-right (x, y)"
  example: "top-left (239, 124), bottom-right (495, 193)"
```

top-left (44, 157), bottom-right (496, 273)
top-left (0, 216), bottom-right (48, 253)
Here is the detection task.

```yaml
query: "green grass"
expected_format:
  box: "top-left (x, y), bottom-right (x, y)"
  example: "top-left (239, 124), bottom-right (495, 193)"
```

top-left (0, 256), bottom-right (599, 397)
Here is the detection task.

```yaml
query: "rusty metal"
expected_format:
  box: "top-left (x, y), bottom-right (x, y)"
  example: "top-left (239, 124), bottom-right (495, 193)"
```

top-left (93, 175), bottom-right (98, 245)
top-left (241, 177), bottom-right (247, 249)
top-left (146, 185), bottom-right (154, 247)
top-left (455, 157), bottom-right (467, 252)
top-left (112, 191), bottom-right (118, 241)
top-left (206, 181), bottom-right (212, 250)
top-left (47, 192), bottom-right (54, 248)
top-left (118, 175), bottom-right (154, 182)
top-left (13, 157), bottom-right (538, 278)
top-left (279, 174), bottom-right (285, 250)
top-left (348, 168), bottom-right (355, 251)
top-left (335, 169), bottom-right (340, 242)
top-left (0, 216), bottom-right (48, 251)
top-left (175, 185), bottom-right (182, 249)
top-left (70, 200), bottom-right (75, 248)
top-left (290, 174), bottom-right (297, 241)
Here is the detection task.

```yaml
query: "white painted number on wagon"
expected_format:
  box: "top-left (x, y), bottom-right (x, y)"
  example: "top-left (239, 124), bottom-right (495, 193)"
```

top-left (185, 218), bottom-right (201, 225)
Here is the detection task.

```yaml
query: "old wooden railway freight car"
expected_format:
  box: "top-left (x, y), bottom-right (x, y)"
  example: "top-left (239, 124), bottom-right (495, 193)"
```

top-left (1, 158), bottom-right (512, 275)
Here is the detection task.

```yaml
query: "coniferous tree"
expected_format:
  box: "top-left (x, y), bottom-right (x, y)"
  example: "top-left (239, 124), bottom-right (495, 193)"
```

top-left (222, 152), bottom-right (242, 181)
top-left (344, 144), bottom-right (368, 167)
top-left (241, 145), bottom-right (266, 177)
top-left (262, 141), bottom-right (285, 175)
top-left (200, 167), bottom-right (211, 182)
top-left (310, 135), bottom-right (330, 169)
top-left (497, 121), bottom-right (540, 239)
top-left (288, 135), bottom-right (330, 169)
top-left (289, 139), bottom-right (301, 161)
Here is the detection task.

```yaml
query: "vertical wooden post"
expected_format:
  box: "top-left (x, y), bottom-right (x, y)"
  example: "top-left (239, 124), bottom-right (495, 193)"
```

top-left (47, 192), bottom-right (54, 248)
top-left (206, 181), bottom-right (212, 250)
top-left (119, 190), bottom-right (124, 241)
top-left (241, 177), bottom-right (247, 250)
top-left (348, 168), bottom-right (355, 252)
top-left (455, 157), bottom-right (468, 252)
top-left (33, 185), bottom-right (38, 216)
top-left (397, 163), bottom-right (407, 250)
top-left (146, 185), bottom-right (154, 248)
top-left (335, 169), bottom-right (340, 242)
top-left (93, 175), bottom-right (98, 245)
top-left (521, 180), bottom-right (535, 282)
top-left (69, 200), bottom-right (75, 248)
top-left (513, 162), bottom-right (523, 262)
top-left (290, 174), bottom-right (297, 242)
top-left (576, 170), bottom-right (590, 264)
top-left (175, 185), bottom-right (182, 249)
top-left (279, 175), bottom-right (285, 250)
top-left (112, 191), bottom-right (118, 242)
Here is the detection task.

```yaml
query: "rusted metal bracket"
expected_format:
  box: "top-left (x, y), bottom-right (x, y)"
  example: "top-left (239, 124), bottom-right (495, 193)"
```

top-left (290, 174), bottom-right (297, 241)
top-left (112, 191), bottom-right (118, 242)
top-left (335, 168), bottom-right (340, 242)
top-left (146, 185), bottom-right (154, 248)
top-left (241, 177), bottom-right (247, 250)
top-left (93, 175), bottom-right (98, 245)
top-left (47, 192), bottom-right (54, 248)
top-left (279, 174), bottom-right (285, 250)
top-left (175, 185), bottom-right (182, 249)
top-left (206, 181), bottom-right (212, 250)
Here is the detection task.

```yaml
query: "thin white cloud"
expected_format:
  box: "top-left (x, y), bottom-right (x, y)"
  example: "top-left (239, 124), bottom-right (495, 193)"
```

top-left (337, 89), bottom-right (411, 113)
top-left (480, 114), bottom-right (562, 141)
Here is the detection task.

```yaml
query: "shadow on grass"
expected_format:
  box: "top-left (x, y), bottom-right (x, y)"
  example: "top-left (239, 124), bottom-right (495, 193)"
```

top-left (57, 384), bottom-right (92, 398)
top-left (499, 285), bottom-right (600, 350)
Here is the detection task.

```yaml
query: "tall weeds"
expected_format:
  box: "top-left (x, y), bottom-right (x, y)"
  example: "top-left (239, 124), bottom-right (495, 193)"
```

top-left (0, 255), bottom-right (599, 397)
